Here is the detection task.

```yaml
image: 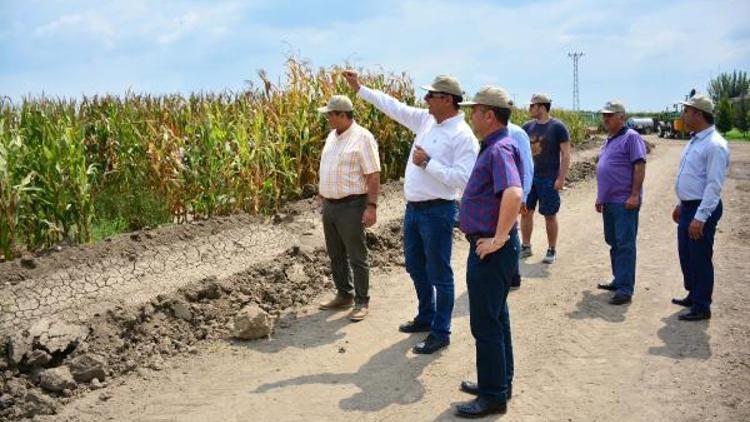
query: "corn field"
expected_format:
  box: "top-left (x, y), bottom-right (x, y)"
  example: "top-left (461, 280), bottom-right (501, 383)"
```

top-left (0, 59), bottom-right (587, 259)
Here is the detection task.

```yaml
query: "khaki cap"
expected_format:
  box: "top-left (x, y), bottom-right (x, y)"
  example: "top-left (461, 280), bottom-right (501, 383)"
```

top-left (459, 86), bottom-right (513, 109)
top-left (600, 100), bottom-right (626, 114)
top-left (681, 94), bottom-right (714, 115)
top-left (530, 93), bottom-right (552, 104)
top-left (420, 75), bottom-right (464, 97)
top-left (317, 95), bottom-right (353, 113)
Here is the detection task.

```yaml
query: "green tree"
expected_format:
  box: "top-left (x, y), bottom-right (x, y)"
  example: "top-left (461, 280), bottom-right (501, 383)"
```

top-left (708, 70), bottom-right (749, 102)
top-left (735, 100), bottom-right (749, 135)
top-left (715, 98), bottom-right (733, 133)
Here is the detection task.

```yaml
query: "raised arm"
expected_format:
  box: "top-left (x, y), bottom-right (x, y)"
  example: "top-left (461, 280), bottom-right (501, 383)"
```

top-left (343, 70), bottom-right (429, 133)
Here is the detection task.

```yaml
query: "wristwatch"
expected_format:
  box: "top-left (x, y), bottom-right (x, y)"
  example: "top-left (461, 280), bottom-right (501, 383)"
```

top-left (420, 156), bottom-right (431, 169)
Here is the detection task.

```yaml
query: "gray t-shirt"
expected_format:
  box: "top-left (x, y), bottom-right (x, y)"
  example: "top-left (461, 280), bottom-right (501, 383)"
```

top-left (522, 118), bottom-right (570, 179)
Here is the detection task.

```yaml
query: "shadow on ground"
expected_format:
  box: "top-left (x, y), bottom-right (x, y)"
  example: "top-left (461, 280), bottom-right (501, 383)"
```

top-left (567, 290), bottom-right (630, 323)
top-left (227, 308), bottom-right (356, 353)
top-left (253, 335), bottom-right (441, 412)
top-left (648, 310), bottom-right (712, 359)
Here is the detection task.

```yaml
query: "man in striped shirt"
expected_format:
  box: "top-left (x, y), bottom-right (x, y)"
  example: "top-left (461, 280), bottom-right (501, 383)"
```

top-left (317, 95), bottom-right (381, 322)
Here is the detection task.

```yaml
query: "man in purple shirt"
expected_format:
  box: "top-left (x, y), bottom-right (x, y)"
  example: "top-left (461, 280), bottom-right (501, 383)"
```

top-left (595, 100), bottom-right (647, 305)
top-left (454, 86), bottom-right (523, 418)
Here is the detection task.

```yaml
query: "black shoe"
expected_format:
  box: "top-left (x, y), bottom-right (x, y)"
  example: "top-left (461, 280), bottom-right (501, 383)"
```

top-left (460, 380), bottom-right (479, 396)
top-left (459, 381), bottom-right (513, 400)
top-left (455, 397), bottom-right (507, 418)
top-left (609, 294), bottom-right (632, 305)
top-left (413, 334), bottom-right (449, 354)
top-left (671, 297), bottom-right (693, 307)
top-left (398, 319), bottom-right (431, 333)
top-left (678, 310), bottom-right (711, 321)
top-left (597, 282), bottom-right (616, 291)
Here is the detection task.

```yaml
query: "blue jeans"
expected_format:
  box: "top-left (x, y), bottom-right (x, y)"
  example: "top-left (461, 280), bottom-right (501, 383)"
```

top-left (678, 201), bottom-right (722, 313)
top-left (403, 202), bottom-right (457, 341)
top-left (466, 231), bottom-right (517, 401)
top-left (603, 203), bottom-right (639, 296)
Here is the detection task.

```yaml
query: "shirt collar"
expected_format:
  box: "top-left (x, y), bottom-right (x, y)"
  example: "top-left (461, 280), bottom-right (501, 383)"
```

top-left (335, 121), bottom-right (357, 139)
top-left (481, 128), bottom-right (509, 151)
top-left (691, 125), bottom-right (715, 143)
top-left (436, 112), bottom-right (465, 127)
top-left (607, 126), bottom-right (628, 141)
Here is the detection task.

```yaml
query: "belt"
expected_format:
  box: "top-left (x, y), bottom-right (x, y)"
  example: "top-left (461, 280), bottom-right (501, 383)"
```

top-left (464, 233), bottom-right (495, 243)
top-left (465, 227), bottom-right (518, 243)
top-left (324, 194), bottom-right (367, 204)
top-left (407, 199), bottom-right (456, 209)
top-left (680, 200), bottom-right (702, 207)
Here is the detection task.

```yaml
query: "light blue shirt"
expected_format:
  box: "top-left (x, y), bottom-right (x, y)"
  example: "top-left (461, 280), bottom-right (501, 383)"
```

top-left (675, 126), bottom-right (730, 222)
top-left (508, 122), bottom-right (534, 201)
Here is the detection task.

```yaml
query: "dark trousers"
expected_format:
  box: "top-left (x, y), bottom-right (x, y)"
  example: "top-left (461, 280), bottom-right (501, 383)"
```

top-left (678, 200), bottom-right (723, 313)
top-left (603, 203), bottom-right (640, 296)
top-left (403, 202), bottom-right (457, 341)
top-left (322, 196), bottom-right (369, 304)
top-left (510, 228), bottom-right (521, 285)
top-left (466, 230), bottom-right (517, 402)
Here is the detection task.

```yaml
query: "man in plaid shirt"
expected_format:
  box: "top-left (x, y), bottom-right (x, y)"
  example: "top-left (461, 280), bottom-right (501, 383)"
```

top-left (316, 95), bottom-right (381, 322)
top-left (455, 86), bottom-right (523, 418)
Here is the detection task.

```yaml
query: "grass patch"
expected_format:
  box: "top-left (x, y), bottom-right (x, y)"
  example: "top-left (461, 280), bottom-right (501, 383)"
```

top-left (724, 128), bottom-right (750, 142)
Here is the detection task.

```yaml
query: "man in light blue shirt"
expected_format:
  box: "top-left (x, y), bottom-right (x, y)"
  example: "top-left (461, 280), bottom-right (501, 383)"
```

top-left (672, 94), bottom-right (730, 321)
top-left (508, 122), bottom-right (533, 289)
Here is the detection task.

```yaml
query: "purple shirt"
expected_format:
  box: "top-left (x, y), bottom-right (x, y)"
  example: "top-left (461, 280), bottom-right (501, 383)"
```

top-left (596, 127), bottom-right (647, 204)
top-left (460, 128), bottom-right (523, 235)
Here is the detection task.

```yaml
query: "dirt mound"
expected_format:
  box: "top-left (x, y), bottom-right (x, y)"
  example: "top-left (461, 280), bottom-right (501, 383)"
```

top-left (0, 220), bottom-right (405, 420)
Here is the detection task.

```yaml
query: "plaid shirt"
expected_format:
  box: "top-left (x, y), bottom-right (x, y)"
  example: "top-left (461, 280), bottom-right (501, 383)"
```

top-left (459, 128), bottom-right (523, 235)
top-left (318, 121), bottom-right (381, 199)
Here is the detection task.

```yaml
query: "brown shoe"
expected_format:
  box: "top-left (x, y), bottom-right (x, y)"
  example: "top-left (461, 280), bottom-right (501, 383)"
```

top-left (319, 295), bottom-right (354, 310)
top-left (348, 303), bottom-right (368, 322)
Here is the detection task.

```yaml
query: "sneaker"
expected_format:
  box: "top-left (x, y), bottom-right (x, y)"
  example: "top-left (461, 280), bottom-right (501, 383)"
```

top-left (319, 294), bottom-right (354, 310)
top-left (542, 248), bottom-right (556, 264)
top-left (348, 303), bottom-right (368, 321)
top-left (520, 245), bottom-right (532, 259)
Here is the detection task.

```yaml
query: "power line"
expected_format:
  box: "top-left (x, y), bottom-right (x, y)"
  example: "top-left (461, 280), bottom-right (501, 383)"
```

top-left (568, 51), bottom-right (584, 111)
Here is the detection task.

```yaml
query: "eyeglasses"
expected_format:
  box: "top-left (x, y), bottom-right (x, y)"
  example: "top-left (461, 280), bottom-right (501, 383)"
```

top-left (425, 92), bottom-right (450, 99)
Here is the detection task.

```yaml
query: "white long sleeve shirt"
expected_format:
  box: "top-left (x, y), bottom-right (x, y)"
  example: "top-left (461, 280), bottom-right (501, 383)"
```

top-left (357, 86), bottom-right (479, 202)
top-left (675, 126), bottom-right (730, 222)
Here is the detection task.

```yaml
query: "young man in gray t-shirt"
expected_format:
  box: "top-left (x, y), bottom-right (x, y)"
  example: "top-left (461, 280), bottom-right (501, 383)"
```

top-left (520, 94), bottom-right (571, 264)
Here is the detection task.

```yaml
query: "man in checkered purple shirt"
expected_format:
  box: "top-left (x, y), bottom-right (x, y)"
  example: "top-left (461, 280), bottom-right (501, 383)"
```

top-left (454, 86), bottom-right (523, 418)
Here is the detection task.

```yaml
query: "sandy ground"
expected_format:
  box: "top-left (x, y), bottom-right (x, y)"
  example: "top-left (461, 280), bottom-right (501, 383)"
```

top-left (40, 138), bottom-right (750, 421)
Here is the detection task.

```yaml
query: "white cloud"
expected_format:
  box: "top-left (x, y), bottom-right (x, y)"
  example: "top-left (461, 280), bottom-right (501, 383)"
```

top-left (34, 11), bottom-right (116, 49)
top-left (6, 0), bottom-right (749, 109)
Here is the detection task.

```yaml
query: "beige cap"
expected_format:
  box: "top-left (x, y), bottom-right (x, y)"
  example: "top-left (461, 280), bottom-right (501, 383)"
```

top-left (317, 95), bottom-right (354, 113)
top-left (681, 94), bottom-right (714, 115)
top-left (600, 100), bottom-right (626, 114)
top-left (459, 86), bottom-right (512, 109)
top-left (530, 93), bottom-right (552, 104)
top-left (420, 75), bottom-right (464, 97)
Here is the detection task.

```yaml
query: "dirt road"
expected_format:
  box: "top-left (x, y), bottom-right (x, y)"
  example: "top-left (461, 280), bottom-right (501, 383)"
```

top-left (41, 140), bottom-right (750, 421)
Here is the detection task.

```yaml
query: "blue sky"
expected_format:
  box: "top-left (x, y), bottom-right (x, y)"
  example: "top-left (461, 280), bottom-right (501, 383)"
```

top-left (1, 0), bottom-right (749, 111)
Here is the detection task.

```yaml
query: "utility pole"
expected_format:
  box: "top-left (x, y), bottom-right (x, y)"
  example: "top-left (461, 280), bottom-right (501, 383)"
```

top-left (568, 51), bottom-right (584, 111)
